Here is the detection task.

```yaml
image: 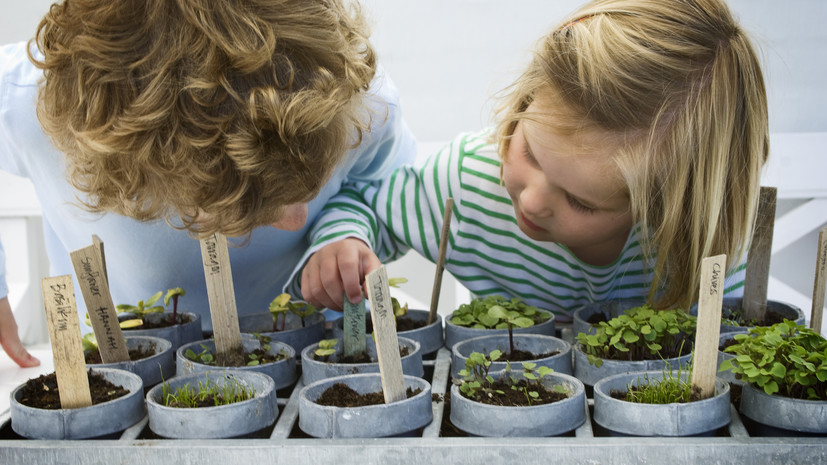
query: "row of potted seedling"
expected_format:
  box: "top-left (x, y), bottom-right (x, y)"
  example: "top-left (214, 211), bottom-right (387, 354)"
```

top-left (9, 279), bottom-right (824, 439)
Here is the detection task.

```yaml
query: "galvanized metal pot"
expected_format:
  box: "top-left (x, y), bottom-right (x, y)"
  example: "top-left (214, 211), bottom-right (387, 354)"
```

top-left (298, 373), bottom-right (432, 438)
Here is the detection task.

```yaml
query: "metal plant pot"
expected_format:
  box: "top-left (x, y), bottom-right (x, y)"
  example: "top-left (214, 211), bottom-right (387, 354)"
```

top-left (573, 344), bottom-right (693, 388)
top-left (593, 370), bottom-right (731, 436)
top-left (450, 334), bottom-right (572, 380)
top-left (10, 368), bottom-right (145, 439)
top-left (122, 312), bottom-right (202, 352)
top-left (718, 297), bottom-right (806, 333)
top-left (739, 382), bottom-right (827, 435)
top-left (298, 373), bottom-right (432, 438)
top-left (85, 335), bottom-right (174, 389)
top-left (300, 336), bottom-right (423, 386)
top-left (237, 311), bottom-right (325, 357)
top-left (146, 370), bottom-right (278, 439)
top-left (450, 370), bottom-right (586, 437)
top-left (333, 309), bottom-right (445, 355)
top-left (176, 336), bottom-right (297, 390)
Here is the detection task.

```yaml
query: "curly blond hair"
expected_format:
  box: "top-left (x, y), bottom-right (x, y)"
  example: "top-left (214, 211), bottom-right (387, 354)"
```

top-left (494, 0), bottom-right (769, 309)
top-left (31, 0), bottom-right (376, 237)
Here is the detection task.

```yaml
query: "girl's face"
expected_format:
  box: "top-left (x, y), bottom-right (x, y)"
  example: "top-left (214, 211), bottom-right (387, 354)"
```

top-left (502, 106), bottom-right (634, 266)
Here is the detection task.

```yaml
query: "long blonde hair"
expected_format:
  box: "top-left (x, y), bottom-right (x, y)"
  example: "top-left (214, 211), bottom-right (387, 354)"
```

top-left (31, 0), bottom-right (376, 237)
top-left (495, 0), bottom-right (768, 309)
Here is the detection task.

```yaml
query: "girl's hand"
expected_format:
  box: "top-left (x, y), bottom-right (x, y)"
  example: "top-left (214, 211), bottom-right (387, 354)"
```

top-left (300, 238), bottom-right (381, 311)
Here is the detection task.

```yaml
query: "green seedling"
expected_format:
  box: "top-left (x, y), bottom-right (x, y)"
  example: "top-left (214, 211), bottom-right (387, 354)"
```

top-left (81, 332), bottom-right (98, 352)
top-left (161, 372), bottom-right (255, 408)
top-left (508, 361), bottom-right (565, 405)
top-left (389, 277), bottom-right (409, 319)
top-left (576, 305), bottom-right (696, 367)
top-left (164, 287), bottom-right (186, 325)
top-left (720, 320), bottom-right (827, 400)
top-left (454, 350), bottom-right (566, 406)
top-left (624, 359), bottom-right (697, 404)
top-left (269, 293), bottom-right (317, 331)
top-left (450, 295), bottom-right (549, 330)
top-left (185, 339), bottom-right (285, 367)
top-left (314, 339), bottom-right (339, 361)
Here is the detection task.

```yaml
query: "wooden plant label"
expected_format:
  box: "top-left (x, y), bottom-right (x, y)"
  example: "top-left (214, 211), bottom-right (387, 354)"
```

top-left (366, 265), bottom-right (406, 403)
top-left (200, 233), bottom-right (244, 366)
top-left (691, 254), bottom-right (727, 400)
top-left (92, 234), bottom-right (108, 283)
top-left (743, 186), bottom-right (777, 322)
top-left (811, 225), bottom-right (827, 333)
top-left (42, 275), bottom-right (92, 409)
top-left (70, 243), bottom-right (129, 363)
top-left (428, 197), bottom-right (454, 325)
top-left (343, 292), bottom-right (366, 359)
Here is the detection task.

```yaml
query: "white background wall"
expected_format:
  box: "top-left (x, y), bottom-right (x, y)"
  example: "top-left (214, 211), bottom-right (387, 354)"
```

top-left (1, 1), bottom-right (825, 344)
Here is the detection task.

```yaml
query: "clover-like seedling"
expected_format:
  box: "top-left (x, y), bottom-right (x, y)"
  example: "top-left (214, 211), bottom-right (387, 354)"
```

top-left (576, 305), bottom-right (696, 367)
top-left (508, 362), bottom-right (564, 405)
top-left (455, 349), bottom-right (504, 400)
top-left (450, 295), bottom-right (549, 330)
top-left (314, 339), bottom-right (338, 362)
top-left (487, 303), bottom-right (535, 355)
top-left (720, 320), bottom-right (827, 400)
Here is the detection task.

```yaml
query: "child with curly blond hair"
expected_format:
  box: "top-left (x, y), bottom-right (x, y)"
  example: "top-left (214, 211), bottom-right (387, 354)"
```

top-left (0, 0), bottom-right (415, 366)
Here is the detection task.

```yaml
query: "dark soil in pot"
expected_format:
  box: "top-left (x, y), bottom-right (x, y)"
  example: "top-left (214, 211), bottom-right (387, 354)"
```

top-left (313, 345), bottom-right (411, 363)
top-left (314, 382), bottom-right (423, 407)
top-left (362, 317), bottom-right (424, 333)
top-left (84, 342), bottom-right (157, 364)
top-left (16, 371), bottom-right (130, 409)
top-left (500, 348), bottom-right (559, 362)
top-left (464, 378), bottom-right (569, 407)
top-left (122, 313), bottom-right (194, 330)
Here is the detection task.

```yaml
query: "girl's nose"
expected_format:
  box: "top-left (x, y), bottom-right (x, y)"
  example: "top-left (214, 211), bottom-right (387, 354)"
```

top-left (519, 183), bottom-right (552, 218)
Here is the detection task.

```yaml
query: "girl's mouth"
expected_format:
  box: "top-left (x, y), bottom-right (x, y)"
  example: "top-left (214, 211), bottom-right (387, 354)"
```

top-left (521, 213), bottom-right (545, 232)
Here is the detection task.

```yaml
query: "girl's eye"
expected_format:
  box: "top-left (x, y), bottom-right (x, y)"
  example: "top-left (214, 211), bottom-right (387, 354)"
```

top-left (521, 147), bottom-right (539, 166)
top-left (565, 193), bottom-right (596, 214)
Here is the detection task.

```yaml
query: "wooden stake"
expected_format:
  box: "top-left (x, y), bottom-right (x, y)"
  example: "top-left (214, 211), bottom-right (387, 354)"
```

top-left (743, 186), bottom-right (777, 322)
top-left (691, 254), bottom-right (727, 400)
top-left (91, 234), bottom-right (108, 283)
top-left (343, 292), bottom-right (366, 359)
top-left (428, 197), bottom-right (454, 325)
top-left (366, 265), bottom-right (406, 404)
top-left (200, 233), bottom-right (244, 366)
top-left (42, 275), bottom-right (92, 409)
top-left (70, 244), bottom-right (130, 363)
top-left (810, 225), bottom-right (827, 333)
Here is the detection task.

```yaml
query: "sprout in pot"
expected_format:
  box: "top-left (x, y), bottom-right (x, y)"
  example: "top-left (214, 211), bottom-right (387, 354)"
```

top-left (115, 287), bottom-right (189, 329)
top-left (185, 334), bottom-right (290, 367)
top-left (314, 339), bottom-right (338, 362)
top-left (269, 293), bottom-right (317, 331)
top-left (576, 305), bottom-right (696, 367)
top-left (81, 333), bottom-right (156, 364)
top-left (160, 372), bottom-right (255, 408)
top-left (620, 364), bottom-right (700, 404)
top-left (454, 350), bottom-right (568, 406)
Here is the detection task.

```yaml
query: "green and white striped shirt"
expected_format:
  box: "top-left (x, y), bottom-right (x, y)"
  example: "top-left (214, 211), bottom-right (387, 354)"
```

top-left (288, 130), bottom-right (746, 321)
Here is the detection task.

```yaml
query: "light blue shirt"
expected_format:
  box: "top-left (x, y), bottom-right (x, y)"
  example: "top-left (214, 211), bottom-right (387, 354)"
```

top-left (0, 41), bottom-right (416, 332)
